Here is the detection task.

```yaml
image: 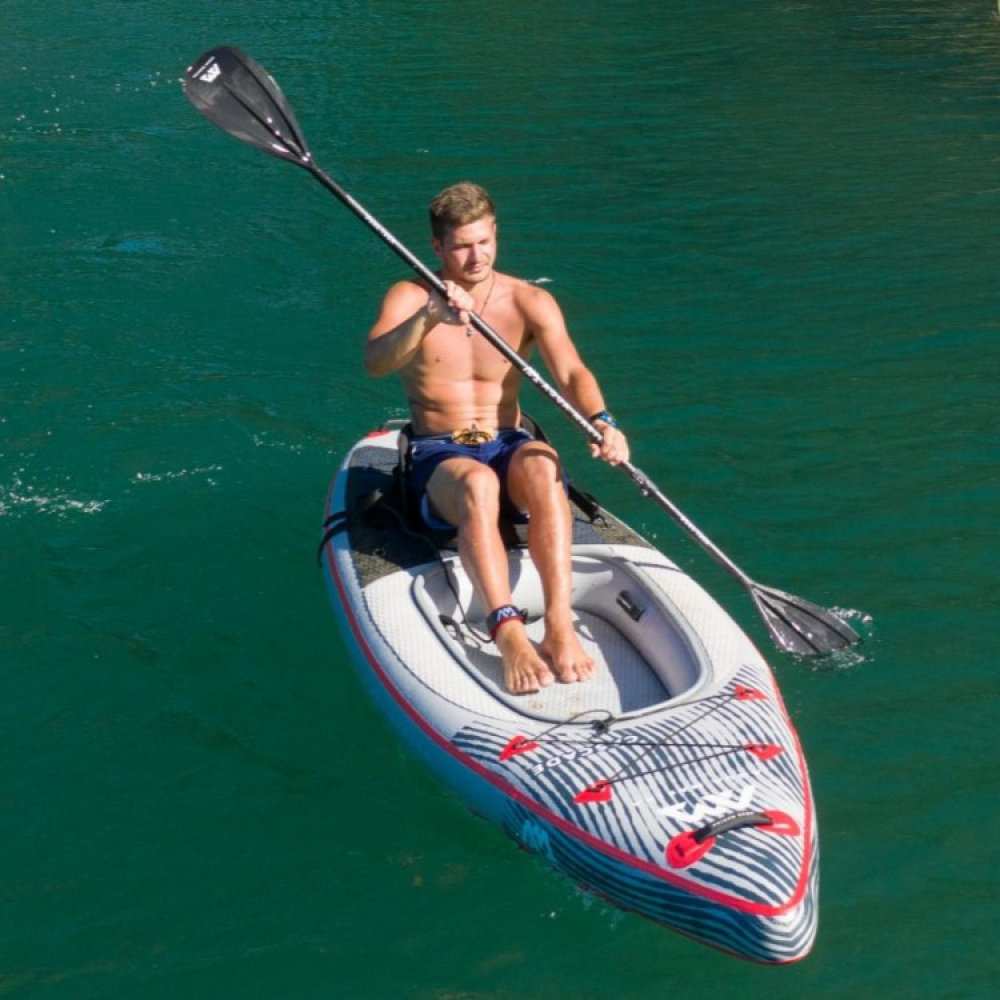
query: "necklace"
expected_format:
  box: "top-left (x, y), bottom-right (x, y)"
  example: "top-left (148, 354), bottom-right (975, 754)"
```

top-left (466, 273), bottom-right (496, 337)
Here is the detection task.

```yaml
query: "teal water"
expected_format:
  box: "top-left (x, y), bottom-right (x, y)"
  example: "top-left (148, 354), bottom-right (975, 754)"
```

top-left (3, 1), bottom-right (997, 997)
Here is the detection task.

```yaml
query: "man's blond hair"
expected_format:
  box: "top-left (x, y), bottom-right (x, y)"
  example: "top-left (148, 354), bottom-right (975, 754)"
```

top-left (429, 182), bottom-right (496, 240)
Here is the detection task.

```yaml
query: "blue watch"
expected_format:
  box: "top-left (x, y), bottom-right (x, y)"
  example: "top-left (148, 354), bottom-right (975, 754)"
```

top-left (588, 410), bottom-right (618, 429)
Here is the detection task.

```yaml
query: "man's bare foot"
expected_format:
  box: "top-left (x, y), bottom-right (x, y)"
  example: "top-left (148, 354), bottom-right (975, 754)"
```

top-left (495, 625), bottom-right (555, 694)
top-left (540, 624), bottom-right (595, 684)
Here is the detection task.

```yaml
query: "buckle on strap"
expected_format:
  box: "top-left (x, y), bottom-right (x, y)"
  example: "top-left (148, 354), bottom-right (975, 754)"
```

top-left (451, 425), bottom-right (497, 445)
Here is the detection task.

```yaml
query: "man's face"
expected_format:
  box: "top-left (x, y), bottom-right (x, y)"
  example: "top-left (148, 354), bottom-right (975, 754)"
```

top-left (433, 216), bottom-right (497, 284)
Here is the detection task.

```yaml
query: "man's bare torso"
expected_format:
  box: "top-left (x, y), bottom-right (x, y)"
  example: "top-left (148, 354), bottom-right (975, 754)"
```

top-left (400, 272), bottom-right (536, 435)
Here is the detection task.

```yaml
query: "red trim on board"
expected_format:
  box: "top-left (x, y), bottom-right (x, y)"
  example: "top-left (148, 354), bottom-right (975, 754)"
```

top-left (320, 498), bottom-right (815, 920)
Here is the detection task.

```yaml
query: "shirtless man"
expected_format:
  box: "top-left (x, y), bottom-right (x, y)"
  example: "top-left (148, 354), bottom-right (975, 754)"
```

top-left (365, 182), bottom-right (629, 694)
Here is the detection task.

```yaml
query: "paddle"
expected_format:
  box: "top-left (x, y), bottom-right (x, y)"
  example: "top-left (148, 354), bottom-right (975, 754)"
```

top-left (183, 45), bottom-right (860, 657)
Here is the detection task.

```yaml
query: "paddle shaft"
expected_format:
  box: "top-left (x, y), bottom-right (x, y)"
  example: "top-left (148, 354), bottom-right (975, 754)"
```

top-left (184, 45), bottom-right (860, 653)
top-left (184, 46), bottom-right (750, 585)
top-left (295, 158), bottom-right (756, 589)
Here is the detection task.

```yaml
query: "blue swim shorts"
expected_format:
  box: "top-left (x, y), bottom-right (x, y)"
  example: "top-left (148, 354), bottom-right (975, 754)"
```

top-left (406, 428), bottom-right (537, 532)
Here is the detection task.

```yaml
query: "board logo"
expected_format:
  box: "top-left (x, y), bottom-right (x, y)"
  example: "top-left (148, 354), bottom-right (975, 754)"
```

top-left (635, 784), bottom-right (757, 825)
top-left (197, 60), bottom-right (221, 84)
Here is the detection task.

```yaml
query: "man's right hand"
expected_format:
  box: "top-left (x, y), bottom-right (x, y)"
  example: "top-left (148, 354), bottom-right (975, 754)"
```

top-left (429, 280), bottom-right (474, 328)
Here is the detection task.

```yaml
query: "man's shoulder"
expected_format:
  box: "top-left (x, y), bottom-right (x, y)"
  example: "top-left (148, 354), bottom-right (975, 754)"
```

top-left (506, 277), bottom-right (563, 334)
top-left (383, 275), bottom-right (431, 302)
top-left (506, 274), bottom-right (556, 310)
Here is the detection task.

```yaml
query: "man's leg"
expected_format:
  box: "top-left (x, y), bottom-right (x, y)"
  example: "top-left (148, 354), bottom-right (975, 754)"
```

top-left (425, 458), bottom-right (556, 694)
top-left (505, 442), bottom-right (595, 683)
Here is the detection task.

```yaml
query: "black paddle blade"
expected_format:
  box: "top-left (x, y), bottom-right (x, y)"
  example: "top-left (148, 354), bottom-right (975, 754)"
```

top-left (184, 46), bottom-right (310, 165)
top-left (750, 584), bottom-right (860, 656)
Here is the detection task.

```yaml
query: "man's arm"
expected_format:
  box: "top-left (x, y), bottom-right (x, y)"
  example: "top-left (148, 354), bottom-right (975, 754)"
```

top-left (364, 281), bottom-right (437, 377)
top-left (364, 280), bottom-right (475, 377)
top-left (525, 285), bottom-right (630, 465)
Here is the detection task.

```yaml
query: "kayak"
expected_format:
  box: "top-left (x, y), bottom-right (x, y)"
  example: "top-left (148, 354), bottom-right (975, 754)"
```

top-left (318, 420), bottom-right (819, 964)
top-left (183, 47), bottom-right (845, 964)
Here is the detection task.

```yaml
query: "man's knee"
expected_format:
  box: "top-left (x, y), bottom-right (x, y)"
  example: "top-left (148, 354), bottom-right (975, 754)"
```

top-left (513, 443), bottom-right (562, 484)
top-left (454, 464), bottom-right (503, 517)
top-left (507, 443), bottom-right (567, 509)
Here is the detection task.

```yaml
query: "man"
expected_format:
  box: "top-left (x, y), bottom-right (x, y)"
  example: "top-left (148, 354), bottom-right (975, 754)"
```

top-left (365, 182), bottom-right (629, 695)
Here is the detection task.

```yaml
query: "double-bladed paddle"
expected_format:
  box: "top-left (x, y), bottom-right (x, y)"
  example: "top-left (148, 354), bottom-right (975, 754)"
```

top-left (183, 45), bottom-right (860, 656)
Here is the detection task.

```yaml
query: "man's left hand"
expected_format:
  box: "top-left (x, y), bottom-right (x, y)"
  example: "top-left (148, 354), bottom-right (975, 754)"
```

top-left (590, 424), bottom-right (629, 466)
